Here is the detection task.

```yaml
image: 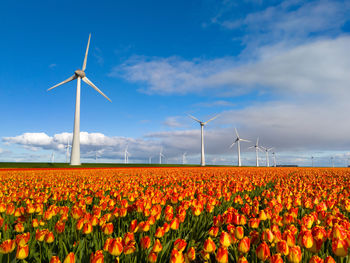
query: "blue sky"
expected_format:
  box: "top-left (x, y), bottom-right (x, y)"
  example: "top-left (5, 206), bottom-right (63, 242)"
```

top-left (1, 0), bottom-right (350, 166)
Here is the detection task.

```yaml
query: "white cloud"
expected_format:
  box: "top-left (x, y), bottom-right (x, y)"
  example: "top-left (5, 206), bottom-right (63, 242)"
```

top-left (113, 36), bottom-right (350, 100)
top-left (212, 0), bottom-right (350, 46)
top-left (163, 116), bottom-right (183, 128)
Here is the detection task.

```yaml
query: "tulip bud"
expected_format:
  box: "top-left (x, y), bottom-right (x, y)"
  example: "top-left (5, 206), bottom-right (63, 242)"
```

top-left (108, 238), bottom-right (123, 256)
top-left (174, 239), bottom-right (187, 252)
top-left (237, 255), bottom-right (249, 263)
top-left (309, 255), bottom-right (324, 263)
top-left (45, 231), bottom-right (55, 243)
top-left (332, 238), bottom-right (348, 257)
top-left (287, 246), bottom-right (302, 263)
top-left (63, 252), bottom-right (75, 263)
top-left (276, 240), bottom-right (289, 256)
top-left (203, 237), bottom-right (216, 253)
top-left (83, 222), bottom-right (93, 235)
top-left (50, 256), bottom-right (62, 263)
top-left (238, 237), bottom-right (250, 254)
top-left (220, 231), bottom-right (231, 247)
top-left (90, 250), bottom-right (104, 263)
top-left (16, 245), bottom-right (29, 260)
top-left (270, 254), bottom-right (283, 263)
top-left (235, 226), bottom-right (244, 240)
top-left (152, 239), bottom-right (162, 253)
top-left (0, 239), bottom-right (16, 254)
top-left (170, 248), bottom-right (185, 263)
top-left (147, 252), bottom-right (157, 263)
top-left (186, 247), bottom-right (196, 261)
top-left (256, 242), bottom-right (270, 261)
top-left (140, 236), bottom-right (151, 250)
top-left (216, 247), bottom-right (228, 263)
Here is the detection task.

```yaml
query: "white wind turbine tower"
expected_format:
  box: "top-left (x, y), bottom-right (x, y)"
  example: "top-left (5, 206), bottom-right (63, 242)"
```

top-left (50, 152), bottom-right (55, 163)
top-left (188, 114), bottom-right (219, 166)
top-left (261, 146), bottom-right (273, 167)
top-left (229, 128), bottom-right (250, 167)
top-left (311, 156), bottom-right (314, 167)
top-left (248, 137), bottom-right (261, 167)
top-left (159, 148), bottom-right (165, 164)
top-left (272, 152), bottom-right (277, 167)
top-left (48, 34), bottom-right (111, 166)
top-left (65, 139), bottom-right (72, 163)
top-left (182, 152), bottom-right (187, 165)
top-left (331, 156), bottom-right (334, 168)
top-left (124, 145), bottom-right (130, 164)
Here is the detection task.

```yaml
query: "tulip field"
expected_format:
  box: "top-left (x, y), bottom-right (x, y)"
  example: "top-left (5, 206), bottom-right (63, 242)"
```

top-left (0, 167), bottom-right (350, 263)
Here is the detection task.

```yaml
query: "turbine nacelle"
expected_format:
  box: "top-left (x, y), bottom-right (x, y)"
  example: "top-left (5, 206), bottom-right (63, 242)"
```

top-left (75, 70), bottom-right (86, 78)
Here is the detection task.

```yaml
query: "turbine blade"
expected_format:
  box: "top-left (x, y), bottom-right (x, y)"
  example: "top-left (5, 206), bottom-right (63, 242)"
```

top-left (234, 128), bottom-right (239, 138)
top-left (204, 113), bottom-right (220, 124)
top-left (268, 147), bottom-right (274, 151)
top-left (240, 139), bottom-right (250, 142)
top-left (187, 114), bottom-right (201, 123)
top-left (256, 137), bottom-right (259, 146)
top-left (247, 146), bottom-right (254, 149)
top-left (48, 75), bottom-right (76, 91)
top-left (82, 34), bottom-right (91, 71)
top-left (229, 142), bottom-right (236, 148)
top-left (82, 77), bottom-right (112, 102)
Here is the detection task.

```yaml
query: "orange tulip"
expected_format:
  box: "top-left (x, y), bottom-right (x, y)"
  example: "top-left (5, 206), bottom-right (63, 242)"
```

top-left (63, 252), bottom-right (75, 263)
top-left (277, 240), bottom-right (289, 256)
top-left (45, 231), bottom-right (55, 243)
top-left (203, 237), bottom-right (216, 253)
top-left (15, 232), bottom-right (30, 246)
top-left (148, 252), bottom-right (157, 263)
top-left (332, 238), bottom-right (348, 257)
top-left (102, 223), bottom-right (114, 235)
top-left (237, 255), bottom-right (249, 263)
top-left (216, 247), bottom-right (228, 263)
top-left (174, 239), bottom-right (187, 252)
top-left (0, 239), bottom-right (16, 254)
top-left (324, 256), bottom-right (336, 263)
top-left (208, 226), bottom-right (219, 237)
top-left (287, 246), bottom-right (302, 263)
top-left (50, 256), bottom-right (62, 263)
top-left (256, 242), bottom-right (270, 261)
top-left (270, 254), bottom-right (283, 263)
top-left (55, 221), bottom-right (66, 234)
top-left (235, 226), bottom-right (244, 240)
top-left (108, 238), bottom-right (123, 256)
top-left (170, 248), bottom-right (185, 263)
top-left (220, 231), bottom-right (231, 247)
top-left (152, 239), bottom-right (163, 253)
top-left (238, 237), bottom-right (250, 254)
top-left (83, 222), bottom-right (93, 234)
top-left (90, 250), bottom-right (104, 263)
top-left (309, 256), bottom-right (324, 263)
top-left (186, 247), bottom-right (196, 261)
top-left (16, 245), bottom-right (29, 260)
top-left (140, 236), bottom-right (151, 250)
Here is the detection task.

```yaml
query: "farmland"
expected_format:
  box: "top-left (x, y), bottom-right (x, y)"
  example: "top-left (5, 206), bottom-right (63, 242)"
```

top-left (0, 167), bottom-right (349, 262)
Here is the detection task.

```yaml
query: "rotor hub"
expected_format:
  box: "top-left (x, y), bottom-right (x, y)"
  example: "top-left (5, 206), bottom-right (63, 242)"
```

top-left (75, 70), bottom-right (86, 78)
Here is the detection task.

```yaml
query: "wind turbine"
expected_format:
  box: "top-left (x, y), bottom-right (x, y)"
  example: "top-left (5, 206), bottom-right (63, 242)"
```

top-left (124, 145), bottom-right (130, 164)
top-left (50, 152), bottom-right (55, 163)
top-left (311, 156), bottom-right (314, 167)
top-left (272, 152), bottom-right (277, 167)
top-left (149, 156), bottom-right (153, 164)
top-left (248, 137), bottom-right (261, 167)
top-left (331, 157), bottom-right (334, 168)
top-left (65, 139), bottom-right (72, 163)
top-left (48, 34), bottom-right (111, 166)
top-left (261, 146), bottom-right (273, 167)
top-left (182, 152), bottom-right (187, 165)
top-left (188, 114), bottom-right (219, 166)
top-left (159, 148), bottom-right (165, 164)
top-left (229, 128), bottom-right (250, 167)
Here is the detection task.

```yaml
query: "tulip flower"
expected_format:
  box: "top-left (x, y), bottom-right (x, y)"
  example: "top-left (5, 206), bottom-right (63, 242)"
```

top-left (16, 245), bottom-right (29, 260)
top-left (140, 236), bottom-right (151, 250)
top-left (108, 238), bottom-right (123, 256)
top-left (0, 239), bottom-right (16, 254)
top-left (152, 239), bottom-right (163, 253)
top-left (63, 252), bottom-right (75, 263)
top-left (90, 250), bottom-right (104, 263)
top-left (270, 254), bottom-right (283, 263)
top-left (238, 237), bottom-right (250, 254)
top-left (220, 231), bottom-right (231, 247)
top-left (186, 247), bottom-right (196, 261)
top-left (256, 242), bottom-right (270, 261)
top-left (50, 256), bottom-right (62, 263)
top-left (287, 246), bottom-right (302, 263)
top-left (216, 247), bottom-right (228, 263)
top-left (203, 237), bottom-right (216, 253)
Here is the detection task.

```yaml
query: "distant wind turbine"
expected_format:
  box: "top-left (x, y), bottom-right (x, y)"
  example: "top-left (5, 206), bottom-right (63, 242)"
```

top-left (48, 34), bottom-right (111, 166)
top-left (272, 152), bottom-right (277, 167)
top-left (248, 138), bottom-right (261, 167)
top-left (182, 152), bottom-right (187, 165)
top-left (331, 157), bottom-right (334, 168)
top-left (65, 140), bottom-right (72, 163)
top-left (311, 156), bottom-right (314, 167)
top-left (261, 146), bottom-right (273, 167)
top-left (188, 114), bottom-right (219, 166)
top-left (50, 152), bottom-right (55, 163)
top-left (159, 148), bottom-right (165, 164)
top-left (229, 128), bottom-right (250, 167)
top-left (124, 145), bottom-right (130, 164)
